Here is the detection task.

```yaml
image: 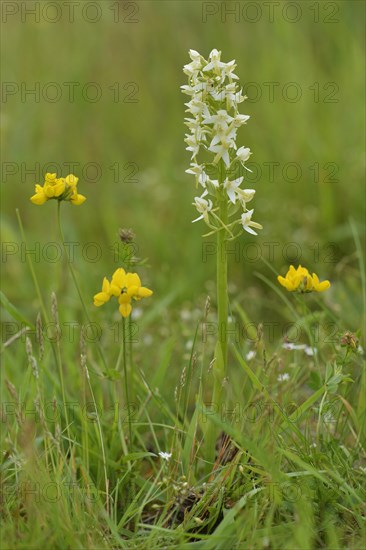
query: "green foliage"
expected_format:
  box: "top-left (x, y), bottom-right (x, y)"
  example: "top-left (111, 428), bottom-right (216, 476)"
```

top-left (1, 2), bottom-right (365, 549)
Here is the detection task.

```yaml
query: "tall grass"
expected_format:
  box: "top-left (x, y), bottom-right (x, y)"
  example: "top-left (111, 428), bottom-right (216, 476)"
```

top-left (1, 1), bottom-right (365, 548)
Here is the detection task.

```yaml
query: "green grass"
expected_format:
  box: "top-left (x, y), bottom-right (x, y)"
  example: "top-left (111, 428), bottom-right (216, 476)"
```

top-left (1, 1), bottom-right (365, 548)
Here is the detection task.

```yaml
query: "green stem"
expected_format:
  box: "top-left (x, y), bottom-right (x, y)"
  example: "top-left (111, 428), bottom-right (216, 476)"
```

top-left (84, 364), bottom-right (109, 514)
top-left (112, 340), bottom-right (131, 514)
top-left (57, 201), bottom-right (89, 320)
top-left (54, 326), bottom-right (72, 448)
top-left (115, 330), bottom-right (124, 372)
top-left (205, 197), bottom-right (228, 466)
top-left (217, 198), bottom-right (229, 372)
top-left (121, 320), bottom-right (136, 524)
top-left (17, 209), bottom-right (72, 452)
top-left (56, 201), bottom-right (107, 369)
top-left (128, 315), bottom-right (136, 410)
top-left (298, 295), bottom-right (319, 368)
top-left (122, 317), bottom-right (132, 447)
top-left (316, 390), bottom-right (328, 444)
top-left (16, 209), bottom-right (49, 323)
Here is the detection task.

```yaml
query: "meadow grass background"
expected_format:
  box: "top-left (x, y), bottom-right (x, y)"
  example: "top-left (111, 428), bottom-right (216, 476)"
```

top-left (1, 1), bottom-right (366, 548)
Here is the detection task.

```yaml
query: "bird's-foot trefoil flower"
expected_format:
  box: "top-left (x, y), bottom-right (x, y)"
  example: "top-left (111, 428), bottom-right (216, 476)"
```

top-left (30, 173), bottom-right (86, 206)
top-left (93, 268), bottom-right (153, 318)
top-left (277, 265), bottom-right (331, 293)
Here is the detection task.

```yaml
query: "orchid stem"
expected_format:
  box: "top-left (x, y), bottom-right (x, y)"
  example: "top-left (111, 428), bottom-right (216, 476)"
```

top-left (217, 197), bottom-right (229, 370)
top-left (206, 194), bottom-right (228, 465)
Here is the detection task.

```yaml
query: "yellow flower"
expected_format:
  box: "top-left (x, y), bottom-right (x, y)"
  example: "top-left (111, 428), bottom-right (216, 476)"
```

top-left (277, 265), bottom-right (330, 293)
top-left (70, 188), bottom-right (87, 205)
top-left (93, 268), bottom-right (153, 318)
top-left (45, 173), bottom-right (57, 183)
top-left (65, 174), bottom-right (78, 188)
top-left (93, 277), bottom-right (112, 306)
top-left (30, 184), bottom-right (48, 205)
top-left (310, 272), bottom-right (331, 292)
top-left (30, 173), bottom-right (86, 206)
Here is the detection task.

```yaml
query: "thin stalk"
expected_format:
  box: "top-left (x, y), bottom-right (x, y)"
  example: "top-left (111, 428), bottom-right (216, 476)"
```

top-left (16, 209), bottom-right (67, 444)
top-left (115, 330), bottom-right (124, 372)
top-left (57, 201), bottom-right (89, 320)
top-left (205, 197), bottom-right (228, 465)
top-left (122, 317), bottom-right (132, 447)
top-left (216, 197), bottom-right (229, 371)
top-left (16, 209), bottom-right (49, 323)
top-left (121, 317), bottom-right (135, 520)
top-left (128, 315), bottom-right (136, 407)
top-left (56, 201), bottom-right (107, 369)
top-left (109, 371), bottom-right (129, 462)
top-left (113, 321), bottom-right (130, 459)
top-left (114, 295), bottom-right (134, 445)
top-left (84, 363), bottom-right (109, 514)
top-left (54, 323), bottom-right (72, 447)
top-left (124, 254), bottom-right (136, 409)
top-left (297, 295), bottom-right (319, 368)
top-left (316, 390), bottom-right (328, 444)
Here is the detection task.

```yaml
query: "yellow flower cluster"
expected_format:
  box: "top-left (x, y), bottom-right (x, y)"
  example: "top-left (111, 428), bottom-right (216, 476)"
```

top-left (30, 173), bottom-right (86, 206)
top-left (277, 265), bottom-right (330, 293)
top-left (94, 268), bottom-right (153, 318)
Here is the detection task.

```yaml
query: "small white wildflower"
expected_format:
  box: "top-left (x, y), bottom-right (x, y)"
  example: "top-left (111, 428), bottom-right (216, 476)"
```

top-left (224, 83), bottom-right (246, 108)
top-left (183, 50), bottom-right (204, 78)
top-left (185, 165), bottom-right (218, 190)
top-left (202, 48), bottom-right (227, 73)
top-left (304, 346), bottom-right (317, 356)
top-left (184, 98), bottom-right (209, 118)
top-left (189, 49), bottom-right (202, 61)
top-left (208, 133), bottom-right (237, 167)
top-left (246, 350), bottom-right (256, 361)
top-left (200, 174), bottom-right (219, 189)
top-left (236, 188), bottom-right (255, 203)
top-left (185, 162), bottom-right (204, 178)
top-left (202, 109), bottom-right (233, 130)
top-left (282, 343), bottom-right (317, 356)
top-left (236, 146), bottom-right (251, 163)
top-left (277, 373), bottom-right (290, 382)
top-left (282, 343), bottom-right (306, 351)
top-left (185, 133), bottom-right (200, 159)
top-left (224, 177), bottom-right (243, 204)
top-left (158, 452), bottom-right (172, 461)
top-left (233, 113), bottom-right (250, 127)
top-left (241, 210), bottom-right (263, 236)
top-left (192, 196), bottom-right (213, 223)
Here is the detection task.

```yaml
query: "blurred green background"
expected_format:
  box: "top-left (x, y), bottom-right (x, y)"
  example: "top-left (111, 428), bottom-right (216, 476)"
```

top-left (2, 0), bottom-right (365, 339)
